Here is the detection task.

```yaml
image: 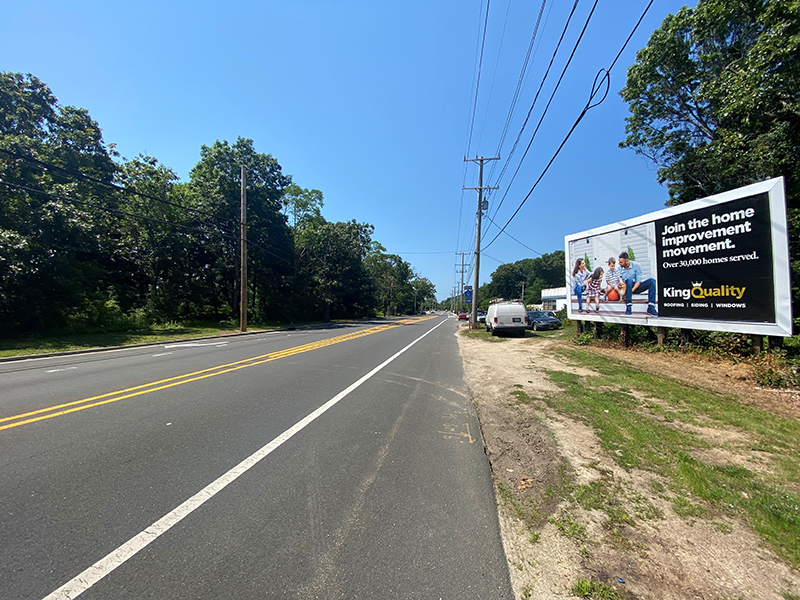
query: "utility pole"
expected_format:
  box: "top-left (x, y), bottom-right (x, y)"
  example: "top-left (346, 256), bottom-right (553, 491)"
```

top-left (239, 165), bottom-right (247, 332)
top-left (464, 156), bottom-right (499, 329)
top-left (521, 280), bottom-right (526, 304)
top-left (455, 252), bottom-right (468, 314)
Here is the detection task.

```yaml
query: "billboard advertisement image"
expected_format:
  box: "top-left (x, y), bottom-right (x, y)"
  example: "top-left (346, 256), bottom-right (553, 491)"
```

top-left (564, 177), bottom-right (792, 336)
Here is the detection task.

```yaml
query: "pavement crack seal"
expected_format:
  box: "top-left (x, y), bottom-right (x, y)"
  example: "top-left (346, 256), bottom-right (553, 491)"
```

top-left (0, 319), bottom-right (432, 432)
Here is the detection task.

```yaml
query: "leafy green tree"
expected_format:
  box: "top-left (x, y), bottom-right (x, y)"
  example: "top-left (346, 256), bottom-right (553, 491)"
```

top-left (186, 137), bottom-right (293, 320)
top-left (411, 277), bottom-right (436, 313)
top-left (301, 220), bottom-right (376, 321)
top-left (481, 251), bottom-right (566, 306)
top-left (115, 155), bottom-right (202, 320)
top-left (282, 184), bottom-right (324, 231)
top-left (619, 0), bottom-right (800, 309)
top-left (0, 72), bottom-right (119, 332)
top-left (366, 251), bottom-right (416, 315)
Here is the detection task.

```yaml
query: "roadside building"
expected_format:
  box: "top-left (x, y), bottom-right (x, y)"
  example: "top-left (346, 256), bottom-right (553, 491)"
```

top-left (541, 287), bottom-right (567, 312)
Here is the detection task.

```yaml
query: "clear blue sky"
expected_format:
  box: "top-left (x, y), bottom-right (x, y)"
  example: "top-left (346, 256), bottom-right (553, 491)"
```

top-left (3, 0), bottom-right (695, 302)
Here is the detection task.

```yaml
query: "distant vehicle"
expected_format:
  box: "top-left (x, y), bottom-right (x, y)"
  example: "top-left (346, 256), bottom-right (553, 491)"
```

top-left (458, 312), bottom-right (468, 321)
top-left (526, 310), bottom-right (561, 331)
top-left (486, 301), bottom-right (528, 337)
top-left (477, 310), bottom-right (486, 324)
top-left (544, 310), bottom-right (558, 318)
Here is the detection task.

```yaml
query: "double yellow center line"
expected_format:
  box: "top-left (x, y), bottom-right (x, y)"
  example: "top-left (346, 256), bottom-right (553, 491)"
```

top-left (0, 317), bottom-right (434, 432)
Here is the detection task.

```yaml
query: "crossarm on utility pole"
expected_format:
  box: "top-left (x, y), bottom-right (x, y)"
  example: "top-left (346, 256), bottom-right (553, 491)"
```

top-left (463, 156), bottom-right (499, 330)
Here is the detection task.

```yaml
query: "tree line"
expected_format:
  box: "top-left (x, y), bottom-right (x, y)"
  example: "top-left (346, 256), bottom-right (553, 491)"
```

top-left (0, 72), bottom-right (436, 335)
top-left (438, 251), bottom-right (566, 311)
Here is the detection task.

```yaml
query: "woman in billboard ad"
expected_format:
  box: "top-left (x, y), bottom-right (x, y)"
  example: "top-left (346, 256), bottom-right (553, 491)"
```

top-left (571, 258), bottom-right (590, 313)
top-left (567, 222), bottom-right (659, 319)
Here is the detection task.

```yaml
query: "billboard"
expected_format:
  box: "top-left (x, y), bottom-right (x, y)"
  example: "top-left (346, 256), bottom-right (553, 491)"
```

top-left (564, 177), bottom-right (791, 336)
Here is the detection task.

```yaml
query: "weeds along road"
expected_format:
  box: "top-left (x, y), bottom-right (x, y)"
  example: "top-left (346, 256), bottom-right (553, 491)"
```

top-left (0, 316), bottom-right (512, 599)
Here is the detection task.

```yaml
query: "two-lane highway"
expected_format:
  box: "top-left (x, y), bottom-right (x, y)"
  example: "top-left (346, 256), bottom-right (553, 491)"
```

top-left (0, 316), bottom-right (513, 599)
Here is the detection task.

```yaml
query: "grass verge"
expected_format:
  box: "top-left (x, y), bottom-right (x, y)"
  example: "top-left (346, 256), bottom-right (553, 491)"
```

top-left (542, 345), bottom-right (800, 569)
top-left (0, 320), bottom-right (321, 358)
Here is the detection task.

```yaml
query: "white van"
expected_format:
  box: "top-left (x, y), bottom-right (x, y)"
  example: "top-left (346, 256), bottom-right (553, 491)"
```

top-left (485, 300), bottom-right (528, 336)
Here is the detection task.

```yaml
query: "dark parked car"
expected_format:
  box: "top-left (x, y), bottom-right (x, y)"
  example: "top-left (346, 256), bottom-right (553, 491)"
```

top-left (526, 310), bottom-right (561, 331)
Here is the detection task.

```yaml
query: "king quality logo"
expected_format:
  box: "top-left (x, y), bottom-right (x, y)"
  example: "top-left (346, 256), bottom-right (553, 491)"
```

top-left (662, 282), bottom-right (746, 300)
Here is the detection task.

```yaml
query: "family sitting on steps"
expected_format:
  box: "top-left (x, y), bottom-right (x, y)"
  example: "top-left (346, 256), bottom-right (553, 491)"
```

top-left (572, 253), bottom-right (658, 317)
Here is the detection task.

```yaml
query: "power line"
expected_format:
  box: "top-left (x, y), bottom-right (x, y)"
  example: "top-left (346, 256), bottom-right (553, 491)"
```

top-left (483, 213), bottom-right (543, 255)
top-left (483, 253), bottom-right (504, 263)
top-left (457, 0), bottom-right (492, 260)
top-left (465, 0), bottom-right (493, 158)
top-left (0, 179), bottom-right (292, 264)
top-left (389, 251), bottom-right (454, 255)
top-left (488, 0), bottom-right (585, 223)
top-left (0, 147), bottom-right (297, 262)
top-left (475, 0), bottom-right (512, 152)
top-left (488, 0), bottom-right (550, 184)
top-left (0, 147), bottom-right (234, 227)
top-left (483, 0), bottom-right (657, 251)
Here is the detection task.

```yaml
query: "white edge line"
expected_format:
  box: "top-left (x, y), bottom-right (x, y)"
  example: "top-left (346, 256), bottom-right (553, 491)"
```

top-left (43, 317), bottom-right (449, 600)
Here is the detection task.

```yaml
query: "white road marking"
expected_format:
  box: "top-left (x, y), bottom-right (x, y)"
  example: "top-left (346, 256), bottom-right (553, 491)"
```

top-left (151, 352), bottom-right (173, 357)
top-left (162, 342), bottom-right (228, 349)
top-left (42, 318), bottom-right (448, 600)
top-left (46, 367), bottom-right (78, 373)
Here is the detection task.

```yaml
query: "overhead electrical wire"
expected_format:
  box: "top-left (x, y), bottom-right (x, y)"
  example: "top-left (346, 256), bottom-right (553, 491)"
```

top-left (475, 0), bottom-right (512, 153)
top-left (456, 0), bottom-right (494, 295)
top-left (0, 179), bottom-right (293, 264)
top-left (487, 0), bottom-right (585, 224)
top-left (465, 0), bottom-right (493, 159)
top-left (486, 0), bottom-right (550, 188)
top-left (456, 0), bottom-right (491, 260)
top-left (483, 0), bottom-right (657, 252)
top-left (483, 213), bottom-right (543, 255)
top-left (0, 147), bottom-right (234, 227)
top-left (0, 148), bottom-right (297, 262)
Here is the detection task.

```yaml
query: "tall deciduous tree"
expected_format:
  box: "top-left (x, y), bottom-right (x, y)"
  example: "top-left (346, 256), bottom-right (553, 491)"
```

top-left (186, 137), bottom-right (293, 320)
top-left (0, 72), bottom-right (119, 331)
top-left (619, 0), bottom-right (800, 308)
top-left (302, 220), bottom-right (376, 321)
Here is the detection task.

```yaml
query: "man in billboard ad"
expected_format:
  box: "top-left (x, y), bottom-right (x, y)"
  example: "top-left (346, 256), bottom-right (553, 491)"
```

top-left (618, 251), bottom-right (658, 316)
top-left (564, 177), bottom-right (792, 336)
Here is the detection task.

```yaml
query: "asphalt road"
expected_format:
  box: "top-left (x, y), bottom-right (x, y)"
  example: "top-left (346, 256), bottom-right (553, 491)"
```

top-left (0, 316), bottom-right (513, 599)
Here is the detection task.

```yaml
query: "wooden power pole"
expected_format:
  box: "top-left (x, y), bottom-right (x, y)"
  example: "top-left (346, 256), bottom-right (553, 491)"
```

top-left (464, 156), bottom-right (499, 329)
top-left (240, 165), bottom-right (247, 332)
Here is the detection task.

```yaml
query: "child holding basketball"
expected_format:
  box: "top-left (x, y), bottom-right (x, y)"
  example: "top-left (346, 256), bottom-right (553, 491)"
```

top-left (604, 257), bottom-right (626, 302)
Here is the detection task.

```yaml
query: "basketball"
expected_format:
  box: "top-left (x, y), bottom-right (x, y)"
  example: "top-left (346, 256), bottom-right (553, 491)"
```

top-left (606, 289), bottom-right (619, 301)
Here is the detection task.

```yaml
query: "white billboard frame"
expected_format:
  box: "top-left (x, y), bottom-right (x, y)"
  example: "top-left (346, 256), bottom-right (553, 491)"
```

top-left (564, 177), bottom-right (792, 336)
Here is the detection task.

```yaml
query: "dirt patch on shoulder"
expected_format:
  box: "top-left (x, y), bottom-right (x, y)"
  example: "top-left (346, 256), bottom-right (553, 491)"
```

top-left (590, 345), bottom-right (800, 422)
top-left (458, 326), bottom-right (800, 600)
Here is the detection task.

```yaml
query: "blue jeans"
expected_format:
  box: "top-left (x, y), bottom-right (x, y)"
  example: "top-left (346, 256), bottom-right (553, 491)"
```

top-left (624, 278), bottom-right (656, 305)
top-left (573, 282), bottom-right (584, 310)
